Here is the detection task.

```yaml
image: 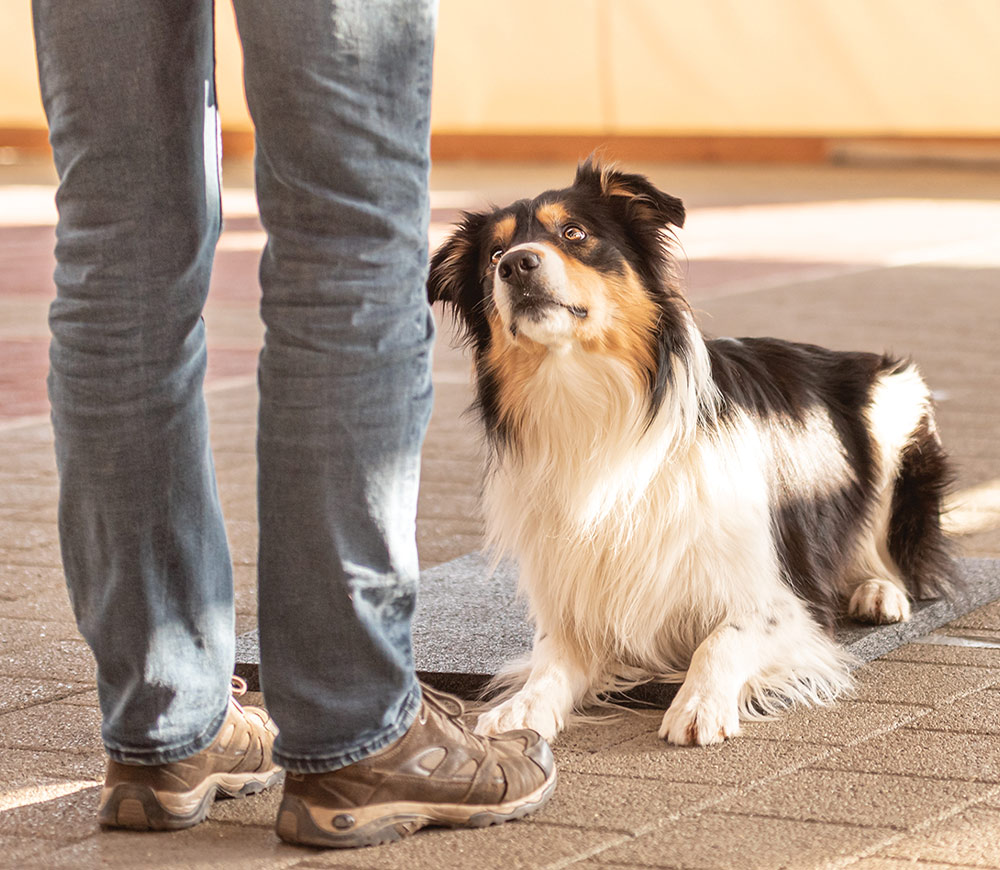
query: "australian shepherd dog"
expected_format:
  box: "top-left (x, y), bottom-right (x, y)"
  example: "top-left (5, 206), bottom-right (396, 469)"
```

top-left (427, 161), bottom-right (955, 746)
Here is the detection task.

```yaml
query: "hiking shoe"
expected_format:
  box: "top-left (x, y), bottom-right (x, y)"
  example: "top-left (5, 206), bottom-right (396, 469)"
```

top-left (275, 685), bottom-right (556, 848)
top-left (98, 676), bottom-right (283, 831)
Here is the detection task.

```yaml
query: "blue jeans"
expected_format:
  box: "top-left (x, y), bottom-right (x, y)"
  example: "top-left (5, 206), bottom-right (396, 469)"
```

top-left (32, 0), bottom-right (436, 772)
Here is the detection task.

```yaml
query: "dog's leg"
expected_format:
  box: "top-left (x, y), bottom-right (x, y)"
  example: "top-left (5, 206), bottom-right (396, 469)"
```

top-left (475, 634), bottom-right (592, 742)
top-left (848, 577), bottom-right (911, 624)
top-left (658, 622), bottom-right (751, 746)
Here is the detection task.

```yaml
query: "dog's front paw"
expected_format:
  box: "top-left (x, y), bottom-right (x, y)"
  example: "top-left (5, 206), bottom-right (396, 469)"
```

top-left (658, 690), bottom-right (741, 746)
top-left (849, 578), bottom-right (911, 624)
top-left (475, 692), bottom-right (565, 742)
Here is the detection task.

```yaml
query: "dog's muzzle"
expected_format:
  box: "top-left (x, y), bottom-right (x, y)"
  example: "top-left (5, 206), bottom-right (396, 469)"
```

top-left (497, 248), bottom-right (588, 322)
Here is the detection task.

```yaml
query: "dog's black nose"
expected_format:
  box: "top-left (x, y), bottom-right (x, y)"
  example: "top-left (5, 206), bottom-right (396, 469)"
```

top-left (498, 249), bottom-right (541, 282)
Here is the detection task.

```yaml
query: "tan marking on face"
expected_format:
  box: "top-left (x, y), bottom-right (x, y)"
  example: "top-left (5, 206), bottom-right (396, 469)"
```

top-left (535, 202), bottom-right (570, 232)
top-left (550, 250), bottom-right (660, 378)
top-left (491, 215), bottom-right (517, 249)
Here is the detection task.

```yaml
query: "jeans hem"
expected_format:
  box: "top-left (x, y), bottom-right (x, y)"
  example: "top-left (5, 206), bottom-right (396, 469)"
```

top-left (273, 682), bottom-right (423, 774)
top-left (103, 701), bottom-right (230, 766)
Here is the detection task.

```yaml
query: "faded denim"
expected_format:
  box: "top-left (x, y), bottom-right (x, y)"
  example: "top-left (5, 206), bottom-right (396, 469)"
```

top-left (33, 0), bottom-right (436, 772)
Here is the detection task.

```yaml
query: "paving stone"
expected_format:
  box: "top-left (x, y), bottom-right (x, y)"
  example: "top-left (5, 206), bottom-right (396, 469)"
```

top-left (714, 768), bottom-right (995, 831)
top-left (225, 518), bottom-right (258, 567)
top-left (0, 700), bottom-right (104, 756)
top-left (0, 783), bottom-right (101, 841)
top-left (877, 805), bottom-right (1000, 868)
top-left (0, 563), bottom-right (66, 604)
top-left (0, 748), bottom-right (106, 782)
top-left (0, 617), bottom-right (84, 654)
top-left (0, 677), bottom-right (87, 715)
top-left (813, 729), bottom-right (1000, 782)
top-left (0, 637), bottom-right (95, 683)
top-left (0, 836), bottom-right (53, 867)
top-left (0, 520), bottom-right (59, 552)
top-left (559, 732), bottom-right (831, 788)
top-left (523, 771), bottom-right (719, 835)
top-left (554, 709), bottom-right (666, 754)
top-left (289, 818), bottom-right (613, 870)
top-left (849, 660), bottom-right (999, 707)
top-left (948, 598), bottom-right (1000, 631)
top-left (206, 784), bottom-right (284, 828)
top-left (881, 637), bottom-right (1000, 669)
top-left (587, 811), bottom-right (897, 870)
top-left (738, 700), bottom-right (931, 746)
top-left (848, 859), bottom-right (976, 870)
top-left (18, 822), bottom-right (303, 869)
top-left (904, 688), bottom-right (1000, 735)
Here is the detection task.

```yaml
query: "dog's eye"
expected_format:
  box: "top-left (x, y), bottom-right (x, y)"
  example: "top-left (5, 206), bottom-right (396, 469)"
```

top-left (562, 225), bottom-right (587, 242)
top-left (489, 246), bottom-right (504, 266)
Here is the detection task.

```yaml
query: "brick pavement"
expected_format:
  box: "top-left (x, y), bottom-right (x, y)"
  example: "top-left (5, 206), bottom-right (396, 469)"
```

top-left (1, 158), bottom-right (999, 868)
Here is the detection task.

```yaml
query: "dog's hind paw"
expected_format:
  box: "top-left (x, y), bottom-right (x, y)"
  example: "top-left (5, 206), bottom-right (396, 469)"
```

top-left (658, 691), bottom-right (741, 746)
top-left (848, 578), bottom-right (911, 624)
top-left (475, 692), bottom-right (565, 743)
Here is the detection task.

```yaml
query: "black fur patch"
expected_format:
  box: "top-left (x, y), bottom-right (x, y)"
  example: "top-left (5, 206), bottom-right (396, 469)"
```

top-left (888, 417), bottom-right (956, 598)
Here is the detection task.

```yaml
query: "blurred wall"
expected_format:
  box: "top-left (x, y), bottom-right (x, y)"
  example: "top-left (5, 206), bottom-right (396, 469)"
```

top-left (4, 0), bottom-right (998, 139)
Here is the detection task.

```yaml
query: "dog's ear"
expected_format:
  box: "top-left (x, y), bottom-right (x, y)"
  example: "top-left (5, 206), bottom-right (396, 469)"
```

top-left (574, 159), bottom-right (686, 229)
top-left (428, 211), bottom-right (491, 348)
top-left (427, 211), bottom-right (487, 307)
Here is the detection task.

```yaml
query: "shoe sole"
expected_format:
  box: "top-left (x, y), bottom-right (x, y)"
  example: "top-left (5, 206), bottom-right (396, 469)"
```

top-left (275, 768), bottom-right (557, 848)
top-left (98, 768), bottom-right (284, 831)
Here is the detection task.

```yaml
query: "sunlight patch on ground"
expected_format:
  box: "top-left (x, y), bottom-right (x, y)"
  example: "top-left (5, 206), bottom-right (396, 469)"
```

top-left (0, 779), bottom-right (99, 811)
top-left (945, 477), bottom-right (1000, 536)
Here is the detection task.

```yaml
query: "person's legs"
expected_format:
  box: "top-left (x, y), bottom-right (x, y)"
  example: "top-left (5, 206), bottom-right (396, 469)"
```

top-left (33, 0), bottom-right (235, 762)
top-left (231, 0), bottom-right (437, 770)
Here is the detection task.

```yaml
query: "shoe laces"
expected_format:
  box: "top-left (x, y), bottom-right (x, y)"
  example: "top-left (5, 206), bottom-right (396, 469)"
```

top-left (230, 675), bottom-right (248, 713)
top-left (420, 683), bottom-right (466, 718)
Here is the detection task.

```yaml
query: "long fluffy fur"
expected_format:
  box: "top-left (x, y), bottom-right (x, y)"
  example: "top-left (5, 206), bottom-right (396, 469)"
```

top-left (428, 160), bottom-right (957, 745)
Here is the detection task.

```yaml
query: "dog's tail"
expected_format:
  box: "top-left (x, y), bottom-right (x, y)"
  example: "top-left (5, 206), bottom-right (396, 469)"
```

top-left (887, 415), bottom-right (958, 599)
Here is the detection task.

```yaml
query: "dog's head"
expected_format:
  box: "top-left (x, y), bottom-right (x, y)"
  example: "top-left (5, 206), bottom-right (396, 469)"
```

top-left (428, 161), bottom-right (694, 439)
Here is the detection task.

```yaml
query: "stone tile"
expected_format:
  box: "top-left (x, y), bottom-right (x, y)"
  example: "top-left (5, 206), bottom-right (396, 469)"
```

top-left (877, 805), bottom-right (1000, 868)
top-left (589, 811), bottom-right (896, 870)
top-left (0, 591), bottom-right (76, 622)
top-left (0, 783), bottom-right (101, 841)
top-left (524, 771), bottom-right (719, 835)
top-left (0, 748), bottom-right (106, 782)
top-left (0, 835), bottom-right (56, 865)
top-left (0, 637), bottom-right (96, 683)
top-left (0, 520), bottom-right (59, 552)
top-left (0, 617), bottom-right (84, 654)
top-left (714, 768), bottom-right (994, 830)
top-left (19, 822), bottom-right (302, 869)
top-left (225, 518), bottom-right (258, 567)
top-left (738, 700), bottom-right (929, 746)
top-left (881, 639), bottom-right (1000, 669)
top-left (554, 709), bottom-right (665, 755)
top-left (560, 731), bottom-right (831, 787)
top-left (0, 700), bottom-right (104, 756)
top-left (848, 859), bottom-right (978, 870)
top-left (906, 688), bottom-right (1000, 735)
top-left (0, 677), bottom-right (88, 715)
top-left (207, 782), bottom-right (283, 827)
top-left (948, 598), bottom-right (1000, 631)
top-left (290, 819), bottom-right (613, 870)
top-left (849, 660), bottom-right (999, 707)
top-left (56, 689), bottom-right (99, 708)
top-left (0, 563), bottom-right (67, 603)
top-left (813, 728), bottom-right (1000, 782)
